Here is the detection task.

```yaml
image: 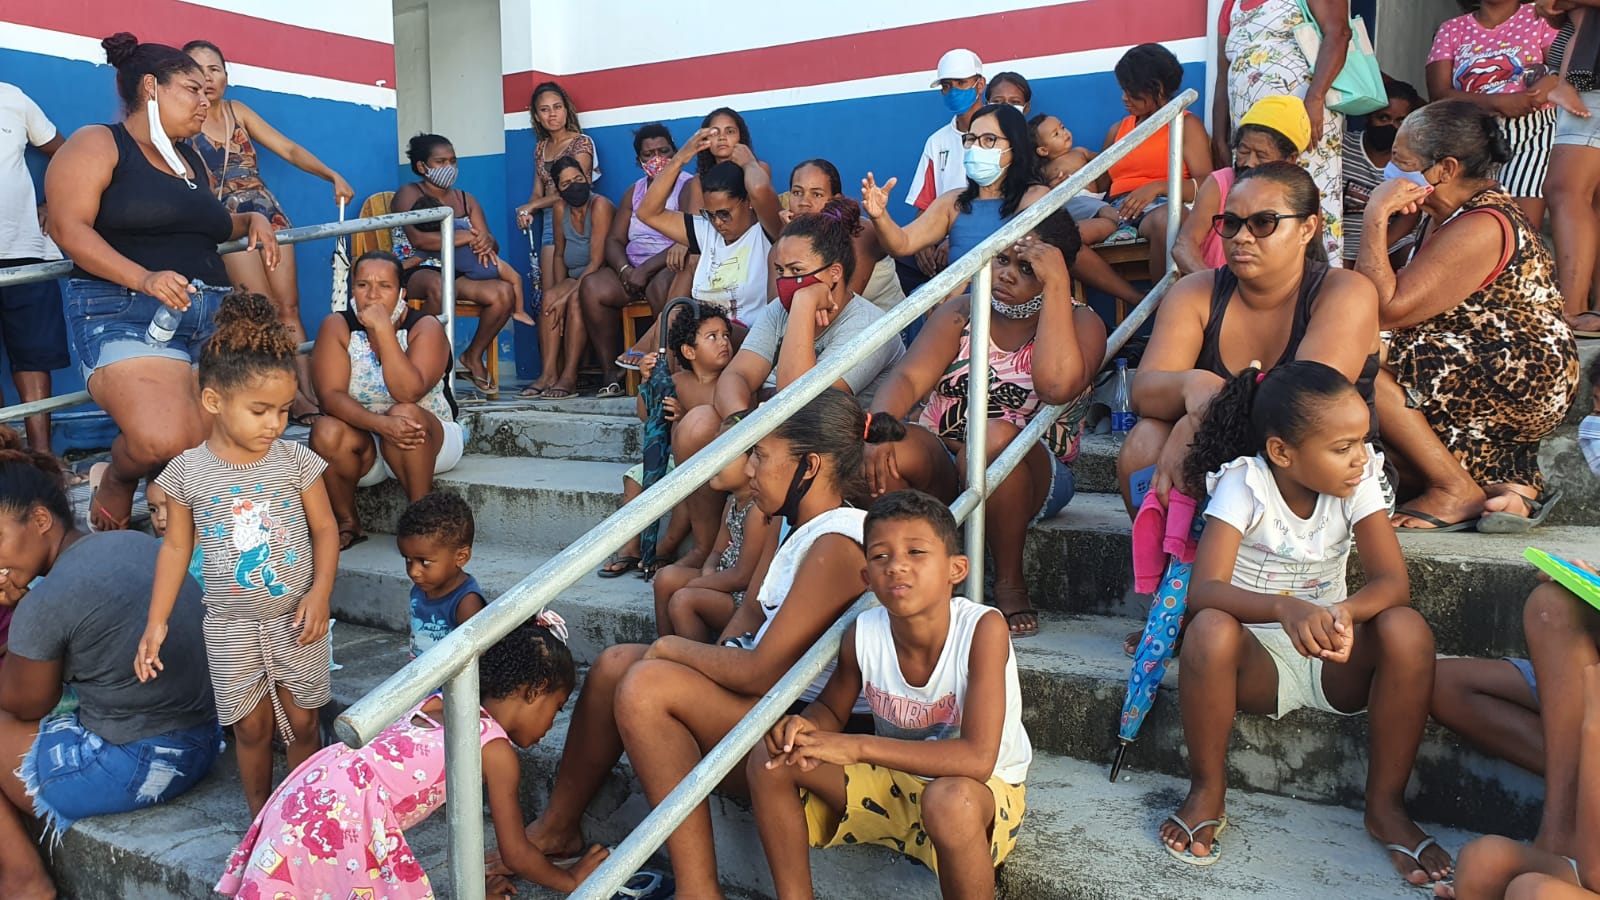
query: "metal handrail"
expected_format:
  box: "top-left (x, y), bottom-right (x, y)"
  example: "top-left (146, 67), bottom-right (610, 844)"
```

top-left (333, 89), bottom-right (1197, 900)
top-left (0, 207), bottom-right (458, 423)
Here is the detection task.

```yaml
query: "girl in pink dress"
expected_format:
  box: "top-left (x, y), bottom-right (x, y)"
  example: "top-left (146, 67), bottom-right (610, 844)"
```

top-left (216, 614), bottom-right (608, 898)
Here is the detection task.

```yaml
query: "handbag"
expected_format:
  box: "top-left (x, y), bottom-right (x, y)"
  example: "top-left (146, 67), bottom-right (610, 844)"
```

top-left (1291, 0), bottom-right (1387, 116)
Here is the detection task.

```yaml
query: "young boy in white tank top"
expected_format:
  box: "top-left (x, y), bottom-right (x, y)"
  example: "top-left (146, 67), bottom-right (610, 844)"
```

top-left (746, 490), bottom-right (1031, 899)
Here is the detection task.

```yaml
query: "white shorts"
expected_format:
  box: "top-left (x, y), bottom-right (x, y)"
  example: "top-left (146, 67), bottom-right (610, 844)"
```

top-left (1248, 624), bottom-right (1361, 720)
top-left (358, 419), bottom-right (466, 488)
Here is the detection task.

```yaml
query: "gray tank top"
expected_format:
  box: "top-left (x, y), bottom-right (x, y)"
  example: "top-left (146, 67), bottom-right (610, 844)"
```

top-left (562, 208), bottom-right (593, 272)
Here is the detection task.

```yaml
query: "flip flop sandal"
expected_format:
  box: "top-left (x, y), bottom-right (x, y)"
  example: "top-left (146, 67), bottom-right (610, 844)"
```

top-left (1163, 813), bottom-right (1228, 867)
top-left (1105, 223), bottom-right (1140, 245)
top-left (1384, 835), bottom-right (1444, 889)
top-left (596, 381), bottom-right (627, 398)
top-left (1004, 607), bottom-right (1041, 638)
top-left (611, 870), bottom-right (674, 900)
top-left (1570, 312), bottom-right (1600, 339)
top-left (616, 351), bottom-right (645, 372)
top-left (339, 530), bottom-right (369, 551)
top-left (1477, 491), bottom-right (1562, 535)
top-left (598, 554), bottom-right (642, 578)
top-left (461, 372), bottom-right (499, 396)
top-left (1392, 508), bottom-right (1478, 533)
top-left (537, 387), bottom-right (577, 401)
top-left (518, 384), bottom-right (550, 399)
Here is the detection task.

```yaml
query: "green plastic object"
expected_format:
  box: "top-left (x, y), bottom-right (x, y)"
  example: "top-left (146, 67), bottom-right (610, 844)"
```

top-left (1525, 547), bottom-right (1600, 611)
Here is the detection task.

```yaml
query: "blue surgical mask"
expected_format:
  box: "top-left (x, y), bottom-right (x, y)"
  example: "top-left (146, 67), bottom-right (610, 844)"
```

top-left (943, 86), bottom-right (977, 113)
top-left (1382, 160), bottom-right (1433, 189)
top-left (963, 145), bottom-right (1006, 186)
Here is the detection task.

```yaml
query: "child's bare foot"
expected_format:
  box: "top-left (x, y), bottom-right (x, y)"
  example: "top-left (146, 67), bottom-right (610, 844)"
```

top-left (513, 310), bottom-right (536, 327)
top-left (1433, 880), bottom-right (1457, 898)
top-left (1159, 786), bottom-right (1226, 861)
top-left (1549, 79), bottom-right (1591, 119)
top-left (1367, 808), bottom-right (1454, 885)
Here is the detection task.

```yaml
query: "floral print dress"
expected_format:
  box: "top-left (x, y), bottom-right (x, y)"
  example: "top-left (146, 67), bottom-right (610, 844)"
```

top-left (1224, 0), bottom-right (1345, 266)
top-left (216, 705), bottom-right (509, 900)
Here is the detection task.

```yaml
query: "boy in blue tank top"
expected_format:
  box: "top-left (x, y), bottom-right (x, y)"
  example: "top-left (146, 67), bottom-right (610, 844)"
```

top-left (747, 490), bottom-right (1031, 900)
top-left (398, 492), bottom-right (486, 658)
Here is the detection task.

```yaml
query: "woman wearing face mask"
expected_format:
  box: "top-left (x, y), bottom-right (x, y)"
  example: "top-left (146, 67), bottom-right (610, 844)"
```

top-left (45, 32), bottom-right (280, 532)
top-left (578, 124), bottom-right (693, 391)
top-left (986, 70), bottom-right (1033, 115)
top-left (864, 104), bottom-right (1144, 309)
top-left (1116, 162), bottom-right (1380, 521)
top-left (634, 127), bottom-right (783, 331)
top-left (863, 208), bottom-right (1106, 637)
top-left (183, 39), bottom-right (353, 420)
top-left (1173, 95), bottom-right (1310, 275)
top-left (524, 156), bottom-right (615, 400)
top-left (1358, 100), bottom-right (1578, 533)
top-left (1342, 79), bottom-right (1425, 268)
top-left (785, 158), bottom-right (905, 313)
top-left (391, 133), bottom-right (516, 396)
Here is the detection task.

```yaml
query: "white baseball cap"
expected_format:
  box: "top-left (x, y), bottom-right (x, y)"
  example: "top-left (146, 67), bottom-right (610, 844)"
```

top-left (931, 49), bottom-right (983, 88)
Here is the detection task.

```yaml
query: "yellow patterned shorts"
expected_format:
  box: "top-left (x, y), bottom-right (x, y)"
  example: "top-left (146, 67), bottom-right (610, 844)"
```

top-left (802, 763), bottom-right (1026, 873)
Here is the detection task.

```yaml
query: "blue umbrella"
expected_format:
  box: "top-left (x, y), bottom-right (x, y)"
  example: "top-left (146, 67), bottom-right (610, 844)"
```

top-left (638, 297), bottom-right (697, 572)
top-left (1110, 557), bottom-right (1191, 782)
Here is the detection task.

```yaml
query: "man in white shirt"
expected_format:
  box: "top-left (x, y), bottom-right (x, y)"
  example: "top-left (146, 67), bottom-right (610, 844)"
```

top-left (903, 49), bottom-right (986, 283)
top-left (0, 82), bottom-right (67, 450)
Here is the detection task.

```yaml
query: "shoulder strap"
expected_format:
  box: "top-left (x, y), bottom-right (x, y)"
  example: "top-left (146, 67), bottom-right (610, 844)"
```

top-left (1453, 206), bottom-right (1516, 291)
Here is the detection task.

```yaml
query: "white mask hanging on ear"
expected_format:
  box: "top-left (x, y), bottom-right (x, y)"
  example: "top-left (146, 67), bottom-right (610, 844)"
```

top-left (145, 95), bottom-right (196, 190)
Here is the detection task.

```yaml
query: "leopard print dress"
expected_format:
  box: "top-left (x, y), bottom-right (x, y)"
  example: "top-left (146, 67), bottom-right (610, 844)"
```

top-left (1389, 188), bottom-right (1578, 492)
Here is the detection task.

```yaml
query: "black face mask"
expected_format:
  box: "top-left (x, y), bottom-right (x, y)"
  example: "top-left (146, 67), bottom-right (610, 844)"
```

top-left (1365, 124), bottom-right (1398, 153)
top-left (559, 183), bottom-right (591, 207)
top-left (776, 456), bottom-right (817, 528)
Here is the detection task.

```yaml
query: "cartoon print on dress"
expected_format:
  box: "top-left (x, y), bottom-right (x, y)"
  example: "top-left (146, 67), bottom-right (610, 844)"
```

top-left (1454, 50), bottom-right (1522, 95)
top-left (231, 494), bottom-right (287, 597)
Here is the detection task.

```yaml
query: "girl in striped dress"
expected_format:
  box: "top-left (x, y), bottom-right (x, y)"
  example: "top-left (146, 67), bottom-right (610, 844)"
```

top-left (135, 291), bottom-right (339, 815)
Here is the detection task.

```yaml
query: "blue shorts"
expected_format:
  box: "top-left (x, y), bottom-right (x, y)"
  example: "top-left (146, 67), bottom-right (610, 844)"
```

top-left (20, 712), bottom-right (222, 838)
top-left (62, 278), bottom-right (227, 382)
top-left (1506, 657), bottom-right (1540, 704)
top-left (0, 258), bottom-right (70, 373)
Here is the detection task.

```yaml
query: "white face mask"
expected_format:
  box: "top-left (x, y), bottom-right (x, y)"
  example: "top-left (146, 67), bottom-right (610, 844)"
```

top-left (146, 95), bottom-right (196, 189)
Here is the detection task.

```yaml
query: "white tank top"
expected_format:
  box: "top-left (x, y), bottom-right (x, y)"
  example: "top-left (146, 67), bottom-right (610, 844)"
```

top-left (752, 506), bottom-right (871, 713)
top-left (690, 215), bottom-right (772, 325)
top-left (854, 596), bottom-right (1032, 785)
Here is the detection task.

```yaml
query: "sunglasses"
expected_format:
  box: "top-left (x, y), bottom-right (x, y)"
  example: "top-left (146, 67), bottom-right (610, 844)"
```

top-left (700, 208), bottom-right (736, 224)
top-left (1211, 211), bottom-right (1312, 239)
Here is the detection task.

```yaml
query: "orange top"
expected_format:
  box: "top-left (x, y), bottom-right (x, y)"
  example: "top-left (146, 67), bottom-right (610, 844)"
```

top-left (1107, 112), bottom-right (1196, 198)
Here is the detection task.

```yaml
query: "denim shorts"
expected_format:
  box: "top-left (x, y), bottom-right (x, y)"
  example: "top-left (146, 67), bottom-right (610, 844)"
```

top-left (1506, 657), bottom-right (1540, 704)
top-left (62, 278), bottom-right (227, 381)
top-left (19, 712), bottom-right (223, 838)
top-left (1554, 90), bottom-right (1600, 148)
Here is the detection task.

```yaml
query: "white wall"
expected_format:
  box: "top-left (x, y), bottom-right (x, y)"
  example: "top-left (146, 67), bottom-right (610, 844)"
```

top-left (1376, 0), bottom-right (1456, 94)
top-left (391, 0), bottom-right (504, 161)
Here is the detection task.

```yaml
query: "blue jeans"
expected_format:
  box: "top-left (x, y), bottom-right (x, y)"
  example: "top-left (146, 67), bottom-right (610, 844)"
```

top-left (20, 712), bottom-right (223, 838)
top-left (62, 278), bottom-right (227, 381)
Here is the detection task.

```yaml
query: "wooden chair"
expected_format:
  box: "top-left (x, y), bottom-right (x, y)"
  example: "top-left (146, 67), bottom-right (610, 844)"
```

top-left (1091, 238), bottom-right (1154, 323)
top-left (354, 191), bottom-right (499, 395)
top-left (620, 300), bottom-right (655, 396)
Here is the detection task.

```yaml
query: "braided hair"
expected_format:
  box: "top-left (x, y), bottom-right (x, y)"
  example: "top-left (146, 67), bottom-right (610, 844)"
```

top-left (479, 618), bottom-right (576, 699)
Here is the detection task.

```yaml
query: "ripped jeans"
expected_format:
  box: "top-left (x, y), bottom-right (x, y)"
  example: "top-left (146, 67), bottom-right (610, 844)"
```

top-left (19, 712), bottom-right (222, 839)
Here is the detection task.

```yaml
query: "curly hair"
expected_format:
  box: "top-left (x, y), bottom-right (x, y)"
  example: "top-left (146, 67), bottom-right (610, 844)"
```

top-left (865, 489), bottom-right (960, 554)
top-left (1181, 360), bottom-right (1358, 497)
top-left (780, 197), bottom-right (864, 283)
top-left (667, 300), bottom-right (731, 370)
top-left (199, 291), bottom-right (299, 392)
top-left (479, 618), bottom-right (576, 699)
top-left (397, 491), bottom-right (475, 548)
top-left (632, 123), bottom-right (674, 158)
top-left (1031, 206), bottom-right (1083, 269)
top-left (0, 425), bottom-right (70, 525)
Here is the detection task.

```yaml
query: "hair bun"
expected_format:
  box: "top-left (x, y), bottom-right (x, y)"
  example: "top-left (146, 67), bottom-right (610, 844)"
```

top-left (102, 32), bottom-right (139, 68)
top-left (865, 413), bottom-right (907, 444)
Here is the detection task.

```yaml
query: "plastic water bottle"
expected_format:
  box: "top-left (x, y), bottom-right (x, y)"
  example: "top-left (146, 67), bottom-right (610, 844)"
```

top-left (1111, 358), bottom-right (1137, 435)
top-left (145, 280), bottom-right (200, 347)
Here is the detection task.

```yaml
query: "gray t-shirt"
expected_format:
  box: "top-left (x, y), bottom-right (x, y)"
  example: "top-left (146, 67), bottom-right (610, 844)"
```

top-left (9, 531), bottom-right (215, 744)
top-left (741, 293), bottom-right (906, 400)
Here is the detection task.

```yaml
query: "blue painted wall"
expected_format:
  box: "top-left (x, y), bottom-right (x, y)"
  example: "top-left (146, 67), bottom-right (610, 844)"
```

top-left (0, 47), bottom-right (397, 410)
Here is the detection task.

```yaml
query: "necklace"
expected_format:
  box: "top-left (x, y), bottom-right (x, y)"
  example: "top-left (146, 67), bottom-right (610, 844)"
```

top-left (991, 293), bottom-right (1043, 319)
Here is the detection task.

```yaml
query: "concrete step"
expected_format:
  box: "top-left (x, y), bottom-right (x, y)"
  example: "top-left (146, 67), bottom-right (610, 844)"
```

top-left (49, 623), bottom-right (1485, 900)
top-left (331, 541), bottom-right (1540, 837)
top-left (350, 456), bottom-right (1583, 659)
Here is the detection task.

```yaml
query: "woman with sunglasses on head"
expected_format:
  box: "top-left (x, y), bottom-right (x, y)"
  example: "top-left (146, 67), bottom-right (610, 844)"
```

top-left (863, 104), bottom-right (1144, 309)
top-left (1115, 161), bottom-right (1381, 520)
top-left (1358, 100), bottom-right (1577, 533)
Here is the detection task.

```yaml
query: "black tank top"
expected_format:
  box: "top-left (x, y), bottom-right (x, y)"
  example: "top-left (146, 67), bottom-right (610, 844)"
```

top-left (1195, 258), bottom-right (1380, 437)
top-left (72, 123), bottom-right (233, 285)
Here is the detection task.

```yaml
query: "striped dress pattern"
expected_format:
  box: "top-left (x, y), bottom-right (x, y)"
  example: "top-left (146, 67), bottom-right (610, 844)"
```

top-left (156, 440), bottom-right (332, 738)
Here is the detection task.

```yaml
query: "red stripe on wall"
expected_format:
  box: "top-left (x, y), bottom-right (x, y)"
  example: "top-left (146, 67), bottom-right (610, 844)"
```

top-left (503, 0), bottom-right (1205, 116)
top-left (10, 1), bottom-right (393, 89)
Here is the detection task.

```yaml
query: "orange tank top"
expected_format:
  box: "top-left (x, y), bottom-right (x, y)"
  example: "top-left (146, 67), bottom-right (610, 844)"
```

top-left (1107, 112), bottom-right (1195, 198)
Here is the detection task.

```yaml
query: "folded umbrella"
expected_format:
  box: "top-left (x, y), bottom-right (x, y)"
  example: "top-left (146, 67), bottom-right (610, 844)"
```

top-left (638, 298), bottom-right (697, 571)
top-left (1110, 557), bottom-right (1190, 782)
top-left (330, 199), bottom-right (350, 312)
